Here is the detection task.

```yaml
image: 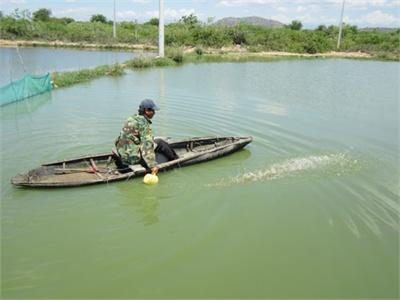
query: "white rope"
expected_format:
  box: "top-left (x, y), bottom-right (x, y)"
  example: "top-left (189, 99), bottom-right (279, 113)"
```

top-left (16, 44), bottom-right (27, 73)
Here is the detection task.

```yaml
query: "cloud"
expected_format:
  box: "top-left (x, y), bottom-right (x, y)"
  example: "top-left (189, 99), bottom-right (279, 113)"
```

top-left (334, 0), bottom-right (400, 8)
top-left (269, 13), bottom-right (291, 23)
top-left (297, 0), bottom-right (395, 6)
top-left (277, 6), bottom-right (288, 12)
top-left (53, 7), bottom-right (91, 17)
top-left (145, 8), bottom-right (197, 19)
top-left (131, 0), bottom-right (150, 3)
top-left (346, 0), bottom-right (385, 8)
top-left (218, 0), bottom-right (400, 8)
top-left (7, 0), bottom-right (27, 4)
top-left (65, 0), bottom-right (78, 3)
top-left (354, 10), bottom-right (400, 25)
top-left (296, 6), bottom-right (307, 13)
top-left (117, 10), bottom-right (137, 19)
top-left (270, 11), bottom-right (338, 25)
top-left (218, 0), bottom-right (278, 7)
top-left (386, 0), bottom-right (400, 7)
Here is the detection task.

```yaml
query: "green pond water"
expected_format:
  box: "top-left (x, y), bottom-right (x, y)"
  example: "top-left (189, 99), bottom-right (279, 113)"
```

top-left (0, 47), bottom-right (152, 86)
top-left (1, 57), bottom-right (399, 298)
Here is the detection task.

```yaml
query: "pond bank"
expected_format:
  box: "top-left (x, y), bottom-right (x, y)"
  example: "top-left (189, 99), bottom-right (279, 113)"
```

top-left (0, 39), bottom-right (156, 51)
top-left (2, 39), bottom-right (396, 60)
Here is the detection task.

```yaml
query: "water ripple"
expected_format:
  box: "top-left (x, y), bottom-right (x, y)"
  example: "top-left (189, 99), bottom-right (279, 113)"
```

top-left (207, 153), bottom-right (356, 187)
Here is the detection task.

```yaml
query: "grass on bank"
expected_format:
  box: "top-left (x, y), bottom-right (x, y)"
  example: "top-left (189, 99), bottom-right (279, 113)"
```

top-left (52, 48), bottom-right (187, 88)
top-left (52, 63), bottom-right (124, 88)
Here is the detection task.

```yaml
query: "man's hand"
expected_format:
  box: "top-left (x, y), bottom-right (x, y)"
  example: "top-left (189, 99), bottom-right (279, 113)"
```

top-left (151, 167), bottom-right (159, 175)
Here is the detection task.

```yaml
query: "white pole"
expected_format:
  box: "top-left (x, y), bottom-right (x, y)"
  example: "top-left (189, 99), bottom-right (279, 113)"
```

top-left (337, 0), bottom-right (345, 49)
top-left (158, 0), bottom-right (164, 57)
top-left (113, 0), bottom-right (116, 39)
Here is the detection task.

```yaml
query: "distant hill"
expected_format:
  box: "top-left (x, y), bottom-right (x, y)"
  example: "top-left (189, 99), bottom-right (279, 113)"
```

top-left (214, 16), bottom-right (284, 28)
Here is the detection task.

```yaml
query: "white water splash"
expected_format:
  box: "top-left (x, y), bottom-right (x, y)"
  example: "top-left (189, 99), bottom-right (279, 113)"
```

top-left (208, 153), bottom-right (355, 187)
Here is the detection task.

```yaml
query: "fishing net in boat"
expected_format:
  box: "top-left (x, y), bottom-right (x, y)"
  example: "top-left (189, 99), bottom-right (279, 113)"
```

top-left (0, 73), bottom-right (52, 107)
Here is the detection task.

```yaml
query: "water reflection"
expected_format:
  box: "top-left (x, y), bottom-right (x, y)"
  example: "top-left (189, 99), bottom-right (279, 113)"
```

top-left (113, 149), bottom-right (252, 226)
top-left (256, 102), bottom-right (288, 116)
top-left (116, 183), bottom-right (160, 226)
top-left (0, 92), bottom-right (52, 117)
top-left (157, 68), bottom-right (168, 137)
top-left (0, 91), bottom-right (53, 142)
top-left (0, 47), bottom-right (154, 86)
top-left (2, 59), bottom-right (399, 298)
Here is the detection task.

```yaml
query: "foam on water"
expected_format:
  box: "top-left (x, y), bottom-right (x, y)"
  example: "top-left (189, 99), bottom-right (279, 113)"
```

top-left (208, 153), bottom-right (356, 187)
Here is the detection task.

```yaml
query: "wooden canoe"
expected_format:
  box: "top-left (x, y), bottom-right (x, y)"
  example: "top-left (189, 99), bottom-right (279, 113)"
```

top-left (11, 136), bottom-right (252, 188)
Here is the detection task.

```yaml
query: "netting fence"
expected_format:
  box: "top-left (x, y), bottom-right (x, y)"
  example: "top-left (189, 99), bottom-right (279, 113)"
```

top-left (0, 73), bottom-right (53, 107)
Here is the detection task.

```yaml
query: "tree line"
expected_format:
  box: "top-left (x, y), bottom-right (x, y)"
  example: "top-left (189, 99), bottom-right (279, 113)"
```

top-left (1, 8), bottom-right (399, 57)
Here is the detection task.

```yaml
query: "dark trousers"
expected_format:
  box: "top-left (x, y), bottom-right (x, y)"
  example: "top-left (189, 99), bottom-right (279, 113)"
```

top-left (154, 138), bottom-right (179, 161)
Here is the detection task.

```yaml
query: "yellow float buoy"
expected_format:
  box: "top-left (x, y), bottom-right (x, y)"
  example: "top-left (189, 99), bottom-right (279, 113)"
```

top-left (143, 173), bottom-right (159, 185)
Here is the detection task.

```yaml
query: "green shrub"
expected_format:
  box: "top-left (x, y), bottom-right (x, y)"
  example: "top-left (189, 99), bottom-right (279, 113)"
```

top-left (0, 17), bottom-right (33, 39)
top-left (191, 26), bottom-right (230, 47)
top-left (165, 24), bottom-right (194, 46)
top-left (33, 8), bottom-right (51, 22)
top-left (195, 46), bottom-right (204, 55)
top-left (301, 31), bottom-right (331, 54)
top-left (107, 63), bottom-right (125, 76)
top-left (125, 57), bottom-right (154, 68)
top-left (166, 47), bottom-right (184, 63)
top-left (154, 57), bottom-right (176, 67)
top-left (228, 27), bottom-right (247, 45)
top-left (53, 64), bottom-right (122, 88)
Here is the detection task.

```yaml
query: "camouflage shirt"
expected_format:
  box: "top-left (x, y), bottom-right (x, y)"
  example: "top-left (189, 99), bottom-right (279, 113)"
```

top-left (115, 114), bottom-right (156, 168)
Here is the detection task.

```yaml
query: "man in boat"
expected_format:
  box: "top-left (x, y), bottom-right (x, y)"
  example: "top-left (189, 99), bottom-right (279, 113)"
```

top-left (114, 99), bottom-right (178, 173)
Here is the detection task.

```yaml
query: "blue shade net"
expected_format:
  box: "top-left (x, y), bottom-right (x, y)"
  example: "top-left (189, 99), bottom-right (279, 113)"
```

top-left (0, 73), bottom-right (52, 107)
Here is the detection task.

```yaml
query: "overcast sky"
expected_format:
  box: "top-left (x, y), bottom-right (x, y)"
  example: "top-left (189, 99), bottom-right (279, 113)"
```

top-left (1, 0), bottom-right (399, 28)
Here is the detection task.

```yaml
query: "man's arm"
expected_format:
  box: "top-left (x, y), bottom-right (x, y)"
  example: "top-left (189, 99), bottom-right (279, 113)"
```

top-left (140, 124), bottom-right (157, 170)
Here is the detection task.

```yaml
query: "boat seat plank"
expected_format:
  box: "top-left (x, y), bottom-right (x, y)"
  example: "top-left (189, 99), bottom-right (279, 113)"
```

top-left (129, 165), bottom-right (146, 173)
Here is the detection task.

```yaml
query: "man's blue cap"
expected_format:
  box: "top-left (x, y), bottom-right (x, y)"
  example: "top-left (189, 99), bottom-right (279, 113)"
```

top-left (139, 99), bottom-right (160, 111)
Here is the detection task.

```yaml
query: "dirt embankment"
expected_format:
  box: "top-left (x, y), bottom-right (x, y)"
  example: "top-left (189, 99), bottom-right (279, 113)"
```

top-left (1, 39), bottom-right (374, 59)
top-left (0, 39), bottom-right (156, 50)
top-left (185, 45), bottom-right (374, 59)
